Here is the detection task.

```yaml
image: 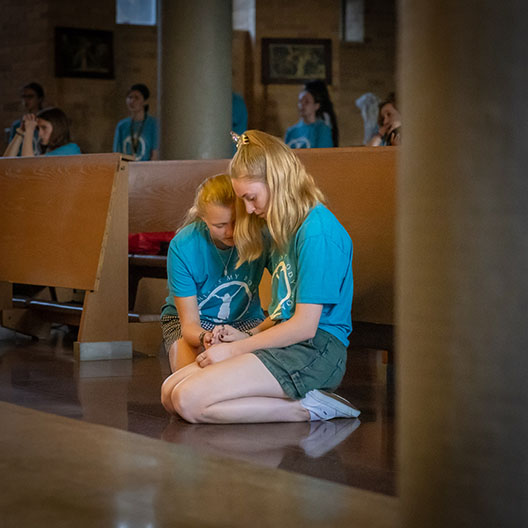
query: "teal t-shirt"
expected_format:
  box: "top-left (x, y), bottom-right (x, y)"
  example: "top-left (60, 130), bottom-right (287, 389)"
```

top-left (44, 143), bottom-right (81, 156)
top-left (162, 221), bottom-right (267, 324)
top-left (113, 115), bottom-right (158, 161)
top-left (285, 119), bottom-right (333, 149)
top-left (268, 204), bottom-right (353, 346)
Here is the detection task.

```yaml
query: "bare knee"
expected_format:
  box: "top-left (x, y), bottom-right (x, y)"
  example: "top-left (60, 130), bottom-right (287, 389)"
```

top-left (161, 377), bottom-right (176, 413)
top-left (170, 382), bottom-right (207, 423)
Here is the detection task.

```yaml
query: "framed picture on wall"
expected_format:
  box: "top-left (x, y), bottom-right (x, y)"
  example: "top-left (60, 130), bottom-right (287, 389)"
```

top-left (55, 27), bottom-right (114, 79)
top-left (261, 38), bottom-right (332, 85)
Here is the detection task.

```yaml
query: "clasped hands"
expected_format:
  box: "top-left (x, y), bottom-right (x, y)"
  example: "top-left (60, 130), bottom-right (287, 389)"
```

top-left (21, 113), bottom-right (38, 133)
top-left (196, 324), bottom-right (250, 368)
top-left (378, 120), bottom-right (401, 145)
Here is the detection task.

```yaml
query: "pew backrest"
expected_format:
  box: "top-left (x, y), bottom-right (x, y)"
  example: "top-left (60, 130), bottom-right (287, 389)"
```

top-left (297, 147), bottom-right (396, 325)
top-left (129, 159), bottom-right (229, 233)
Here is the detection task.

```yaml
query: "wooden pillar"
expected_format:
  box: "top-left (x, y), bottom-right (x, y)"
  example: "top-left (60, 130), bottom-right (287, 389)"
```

top-left (158, 0), bottom-right (233, 160)
top-left (397, 2), bottom-right (528, 526)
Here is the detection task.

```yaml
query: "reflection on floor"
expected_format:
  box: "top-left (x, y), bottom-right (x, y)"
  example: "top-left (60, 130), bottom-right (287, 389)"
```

top-left (0, 325), bottom-right (395, 496)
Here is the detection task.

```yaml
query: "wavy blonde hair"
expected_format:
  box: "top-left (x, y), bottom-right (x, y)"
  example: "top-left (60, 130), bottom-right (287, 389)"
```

top-left (229, 130), bottom-right (324, 262)
top-left (180, 173), bottom-right (235, 230)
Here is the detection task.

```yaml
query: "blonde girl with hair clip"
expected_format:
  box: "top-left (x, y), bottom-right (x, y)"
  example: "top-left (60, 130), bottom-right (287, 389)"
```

top-left (161, 131), bottom-right (360, 423)
top-left (160, 173), bottom-right (268, 373)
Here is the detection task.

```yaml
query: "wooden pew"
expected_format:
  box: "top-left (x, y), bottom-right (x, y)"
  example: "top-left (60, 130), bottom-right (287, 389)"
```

top-left (128, 147), bottom-right (396, 361)
top-left (0, 153), bottom-right (132, 360)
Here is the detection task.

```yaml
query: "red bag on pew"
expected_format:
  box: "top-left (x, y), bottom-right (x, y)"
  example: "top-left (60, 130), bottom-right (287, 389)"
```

top-left (128, 231), bottom-right (175, 255)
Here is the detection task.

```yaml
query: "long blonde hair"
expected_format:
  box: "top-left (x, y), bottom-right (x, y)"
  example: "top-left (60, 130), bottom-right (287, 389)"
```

top-left (229, 130), bottom-right (324, 262)
top-left (180, 173), bottom-right (235, 230)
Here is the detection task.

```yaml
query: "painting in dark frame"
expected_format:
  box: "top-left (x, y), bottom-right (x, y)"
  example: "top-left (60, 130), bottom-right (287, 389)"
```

top-left (261, 38), bottom-right (332, 85)
top-left (55, 27), bottom-right (114, 79)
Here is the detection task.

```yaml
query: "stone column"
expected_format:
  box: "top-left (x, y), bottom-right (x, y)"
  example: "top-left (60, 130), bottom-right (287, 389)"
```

top-left (158, 0), bottom-right (232, 160)
top-left (397, 2), bottom-right (528, 527)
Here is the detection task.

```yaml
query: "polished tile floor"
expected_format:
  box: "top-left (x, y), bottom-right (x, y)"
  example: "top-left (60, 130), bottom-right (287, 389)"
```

top-left (0, 325), bottom-right (396, 496)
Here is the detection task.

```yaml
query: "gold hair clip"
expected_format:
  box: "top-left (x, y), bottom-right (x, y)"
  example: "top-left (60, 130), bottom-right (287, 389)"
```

top-left (230, 131), bottom-right (250, 149)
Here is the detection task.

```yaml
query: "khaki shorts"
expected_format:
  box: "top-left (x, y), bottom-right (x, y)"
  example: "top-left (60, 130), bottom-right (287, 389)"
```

top-left (252, 329), bottom-right (347, 400)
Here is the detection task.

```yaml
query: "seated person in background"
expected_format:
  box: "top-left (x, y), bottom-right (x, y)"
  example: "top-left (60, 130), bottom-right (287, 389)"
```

top-left (116, 83), bottom-right (161, 252)
top-left (113, 83), bottom-right (159, 161)
top-left (161, 173), bottom-right (268, 373)
top-left (285, 84), bottom-right (333, 149)
top-left (6, 82), bottom-right (45, 156)
top-left (367, 92), bottom-right (401, 146)
top-left (161, 130), bottom-right (359, 424)
top-left (304, 79), bottom-right (339, 147)
top-left (3, 107), bottom-right (81, 157)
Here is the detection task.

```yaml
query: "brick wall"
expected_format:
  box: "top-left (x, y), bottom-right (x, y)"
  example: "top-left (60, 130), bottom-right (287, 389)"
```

top-left (1, 0), bottom-right (50, 146)
top-left (1, 0), bottom-right (395, 153)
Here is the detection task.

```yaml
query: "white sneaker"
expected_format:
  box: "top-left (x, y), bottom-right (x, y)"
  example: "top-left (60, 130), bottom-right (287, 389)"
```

top-left (300, 390), bottom-right (361, 421)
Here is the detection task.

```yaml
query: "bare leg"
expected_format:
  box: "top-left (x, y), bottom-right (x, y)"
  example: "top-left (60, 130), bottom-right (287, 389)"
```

top-left (161, 362), bottom-right (202, 414)
top-left (168, 338), bottom-right (199, 373)
top-left (169, 354), bottom-right (310, 424)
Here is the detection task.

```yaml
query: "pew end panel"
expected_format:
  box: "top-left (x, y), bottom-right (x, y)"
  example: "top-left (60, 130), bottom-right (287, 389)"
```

top-left (0, 154), bottom-right (132, 360)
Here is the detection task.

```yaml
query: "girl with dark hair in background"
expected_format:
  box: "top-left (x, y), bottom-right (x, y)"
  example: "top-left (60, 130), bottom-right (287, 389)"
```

top-left (3, 106), bottom-right (80, 157)
top-left (285, 84), bottom-right (334, 149)
top-left (304, 79), bottom-right (339, 147)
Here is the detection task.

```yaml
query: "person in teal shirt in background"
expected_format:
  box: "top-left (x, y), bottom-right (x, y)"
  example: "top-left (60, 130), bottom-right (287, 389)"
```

top-left (3, 107), bottom-right (80, 158)
top-left (113, 83), bottom-right (159, 161)
top-left (285, 85), bottom-right (333, 149)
